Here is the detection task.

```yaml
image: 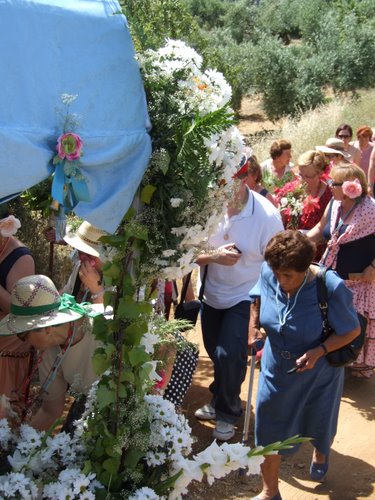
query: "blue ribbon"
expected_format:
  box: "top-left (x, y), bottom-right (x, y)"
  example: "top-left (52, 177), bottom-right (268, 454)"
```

top-left (52, 160), bottom-right (90, 211)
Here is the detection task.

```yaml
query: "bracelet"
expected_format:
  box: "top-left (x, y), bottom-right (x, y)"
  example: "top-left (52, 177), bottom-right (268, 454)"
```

top-left (320, 343), bottom-right (328, 355)
top-left (91, 286), bottom-right (116, 300)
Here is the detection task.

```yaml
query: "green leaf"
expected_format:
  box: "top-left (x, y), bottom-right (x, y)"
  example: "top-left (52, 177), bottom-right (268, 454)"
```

top-left (92, 315), bottom-right (110, 342)
top-left (128, 347), bottom-right (150, 366)
top-left (96, 385), bottom-right (116, 409)
top-left (92, 349), bottom-right (110, 375)
top-left (103, 457), bottom-right (120, 474)
top-left (123, 448), bottom-right (145, 469)
top-left (120, 370), bottom-right (135, 383)
top-left (100, 234), bottom-right (127, 246)
top-left (126, 224), bottom-right (148, 241)
top-left (141, 184), bottom-right (157, 204)
top-left (117, 297), bottom-right (151, 319)
top-left (124, 321), bottom-right (148, 345)
top-left (102, 262), bottom-right (121, 279)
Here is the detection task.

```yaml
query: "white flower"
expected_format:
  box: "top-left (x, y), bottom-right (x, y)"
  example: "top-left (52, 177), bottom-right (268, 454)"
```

top-left (0, 418), bottom-right (11, 448)
top-left (61, 93), bottom-right (78, 105)
top-left (7, 449), bottom-right (29, 471)
top-left (280, 197), bottom-right (288, 208)
top-left (129, 486), bottom-right (160, 499)
top-left (170, 198), bottom-right (183, 208)
top-left (245, 454), bottom-right (265, 475)
top-left (140, 332), bottom-right (161, 354)
top-left (142, 361), bottom-right (162, 384)
top-left (194, 440), bottom-right (229, 484)
top-left (169, 458), bottom-right (204, 499)
top-left (162, 249), bottom-right (176, 258)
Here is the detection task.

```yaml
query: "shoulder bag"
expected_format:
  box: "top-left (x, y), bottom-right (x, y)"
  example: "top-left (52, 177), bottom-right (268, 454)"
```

top-left (316, 267), bottom-right (367, 367)
top-left (174, 266), bottom-right (207, 328)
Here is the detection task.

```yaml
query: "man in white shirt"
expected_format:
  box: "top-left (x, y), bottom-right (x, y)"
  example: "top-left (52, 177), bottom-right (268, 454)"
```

top-left (195, 157), bottom-right (283, 440)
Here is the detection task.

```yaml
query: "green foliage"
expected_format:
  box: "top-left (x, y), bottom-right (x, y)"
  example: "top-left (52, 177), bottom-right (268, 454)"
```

top-left (182, 0), bottom-right (375, 118)
top-left (120, 0), bottom-right (201, 51)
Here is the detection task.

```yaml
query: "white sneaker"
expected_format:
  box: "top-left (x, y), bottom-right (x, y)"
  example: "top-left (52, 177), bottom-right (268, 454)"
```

top-left (194, 403), bottom-right (216, 420)
top-left (212, 420), bottom-right (235, 441)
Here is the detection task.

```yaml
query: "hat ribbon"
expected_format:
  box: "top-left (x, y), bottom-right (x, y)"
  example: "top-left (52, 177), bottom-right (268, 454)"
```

top-left (10, 293), bottom-right (100, 317)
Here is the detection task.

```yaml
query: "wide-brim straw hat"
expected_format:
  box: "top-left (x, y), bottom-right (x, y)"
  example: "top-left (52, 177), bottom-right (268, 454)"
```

top-left (316, 137), bottom-right (351, 159)
top-left (64, 221), bottom-right (108, 259)
top-left (0, 275), bottom-right (97, 336)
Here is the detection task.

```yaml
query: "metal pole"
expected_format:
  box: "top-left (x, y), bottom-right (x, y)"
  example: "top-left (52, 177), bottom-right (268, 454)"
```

top-left (242, 347), bottom-right (257, 445)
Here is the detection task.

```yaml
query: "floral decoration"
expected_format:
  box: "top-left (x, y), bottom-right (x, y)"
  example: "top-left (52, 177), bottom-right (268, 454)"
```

top-left (0, 215), bottom-right (21, 237)
top-left (136, 39), bottom-right (247, 281)
top-left (51, 94), bottom-right (90, 212)
top-left (342, 178), bottom-right (362, 199)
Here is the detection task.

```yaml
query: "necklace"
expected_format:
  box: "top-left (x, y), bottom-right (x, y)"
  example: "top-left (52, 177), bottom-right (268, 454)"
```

top-left (275, 270), bottom-right (309, 327)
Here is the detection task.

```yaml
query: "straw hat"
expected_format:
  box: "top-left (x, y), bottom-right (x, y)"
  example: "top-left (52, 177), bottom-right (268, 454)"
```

top-left (0, 275), bottom-right (96, 336)
top-left (64, 221), bottom-right (108, 259)
top-left (315, 137), bottom-right (351, 159)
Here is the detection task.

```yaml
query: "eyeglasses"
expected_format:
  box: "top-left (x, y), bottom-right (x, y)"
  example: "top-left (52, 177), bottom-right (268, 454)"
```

top-left (327, 180), bottom-right (343, 187)
top-left (338, 134), bottom-right (350, 139)
top-left (298, 171), bottom-right (318, 180)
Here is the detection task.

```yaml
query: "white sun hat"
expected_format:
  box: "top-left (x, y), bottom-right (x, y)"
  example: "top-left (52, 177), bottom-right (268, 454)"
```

top-left (63, 221), bottom-right (108, 259)
top-left (315, 137), bottom-right (351, 159)
top-left (0, 275), bottom-right (101, 336)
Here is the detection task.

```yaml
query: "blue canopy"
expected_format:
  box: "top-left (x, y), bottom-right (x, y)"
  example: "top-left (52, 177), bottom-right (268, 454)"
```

top-left (0, 0), bottom-right (151, 233)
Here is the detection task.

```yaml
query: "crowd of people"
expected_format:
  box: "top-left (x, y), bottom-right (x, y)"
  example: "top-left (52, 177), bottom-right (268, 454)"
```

top-left (0, 122), bottom-right (373, 499)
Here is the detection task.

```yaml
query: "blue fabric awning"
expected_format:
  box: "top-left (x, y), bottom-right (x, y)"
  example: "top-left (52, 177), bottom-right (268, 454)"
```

top-left (0, 0), bottom-right (151, 233)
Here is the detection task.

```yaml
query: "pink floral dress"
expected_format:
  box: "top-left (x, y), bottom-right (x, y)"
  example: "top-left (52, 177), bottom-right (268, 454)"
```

top-left (322, 196), bottom-right (375, 377)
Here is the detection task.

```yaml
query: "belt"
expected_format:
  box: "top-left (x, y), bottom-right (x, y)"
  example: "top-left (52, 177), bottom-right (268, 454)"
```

top-left (280, 350), bottom-right (300, 360)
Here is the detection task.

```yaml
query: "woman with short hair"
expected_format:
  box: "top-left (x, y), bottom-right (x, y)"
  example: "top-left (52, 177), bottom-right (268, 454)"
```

top-left (352, 125), bottom-right (374, 176)
top-left (250, 230), bottom-right (360, 500)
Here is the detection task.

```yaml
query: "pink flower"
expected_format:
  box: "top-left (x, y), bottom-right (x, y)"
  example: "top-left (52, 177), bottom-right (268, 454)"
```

top-left (56, 132), bottom-right (83, 161)
top-left (342, 178), bottom-right (362, 199)
top-left (0, 215), bottom-right (21, 237)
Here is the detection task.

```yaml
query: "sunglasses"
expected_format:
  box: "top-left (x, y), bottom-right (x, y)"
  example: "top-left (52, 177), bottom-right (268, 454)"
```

top-left (327, 180), bottom-right (343, 187)
top-left (338, 134), bottom-right (350, 139)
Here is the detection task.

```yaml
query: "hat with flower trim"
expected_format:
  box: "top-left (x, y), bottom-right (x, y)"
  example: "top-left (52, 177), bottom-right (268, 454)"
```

top-left (0, 275), bottom-right (101, 336)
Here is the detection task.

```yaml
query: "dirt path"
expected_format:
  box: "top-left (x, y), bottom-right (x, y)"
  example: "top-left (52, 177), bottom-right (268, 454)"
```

top-left (183, 323), bottom-right (375, 500)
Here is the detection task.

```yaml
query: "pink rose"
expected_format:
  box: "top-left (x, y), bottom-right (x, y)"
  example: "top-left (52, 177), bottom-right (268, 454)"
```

top-left (0, 215), bottom-right (21, 237)
top-left (56, 132), bottom-right (83, 161)
top-left (342, 178), bottom-right (362, 199)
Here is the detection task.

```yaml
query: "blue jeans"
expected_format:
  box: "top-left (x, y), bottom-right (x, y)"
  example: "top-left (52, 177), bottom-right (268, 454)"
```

top-left (201, 300), bottom-right (250, 424)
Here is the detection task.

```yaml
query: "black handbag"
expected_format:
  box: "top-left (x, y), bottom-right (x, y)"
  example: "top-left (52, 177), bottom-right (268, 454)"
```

top-left (174, 266), bottom-right (207, 328)
top-left (317, 267), bottom-right (367, 367)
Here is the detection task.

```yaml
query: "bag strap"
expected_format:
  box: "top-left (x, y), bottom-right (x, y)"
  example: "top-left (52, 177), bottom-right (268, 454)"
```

top-left (178, 272), bottom-right (192, 305)
top-left (178, 265), bottom-right (208, 304)
top-left (198, 265), bottom-right (208, 302)
top-left (316, 266), bottom-right (330, 335)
